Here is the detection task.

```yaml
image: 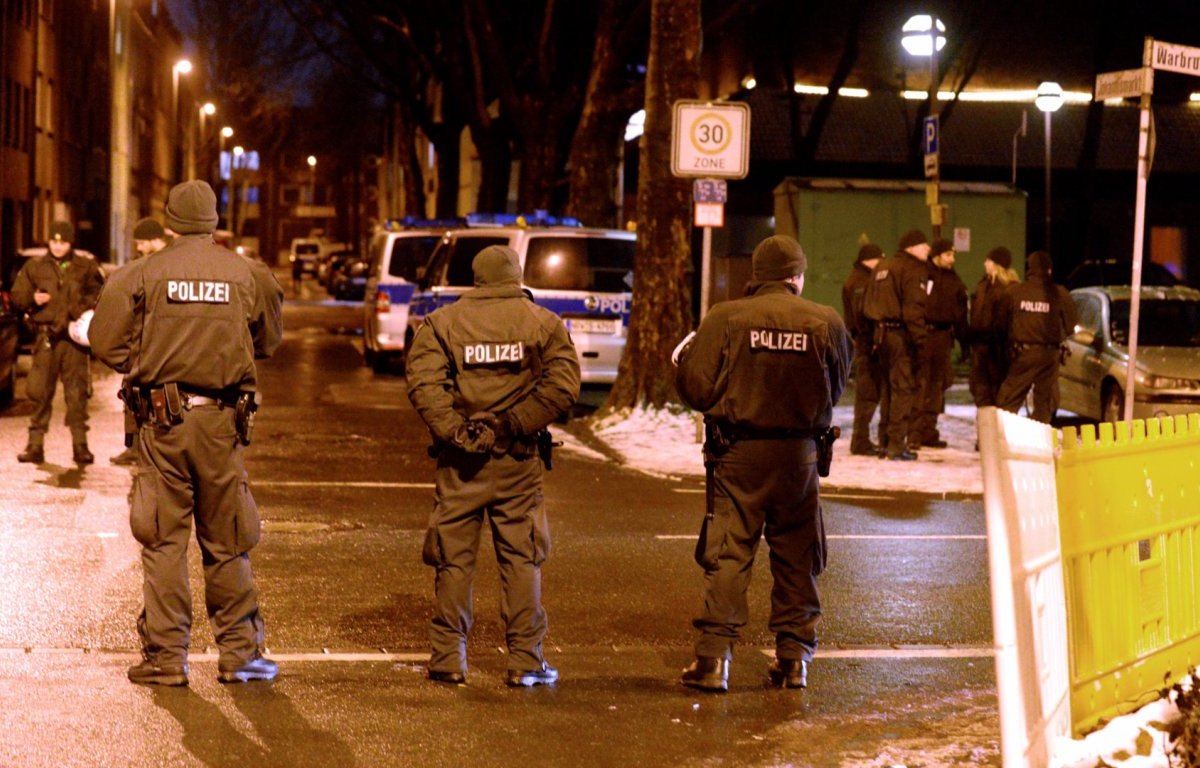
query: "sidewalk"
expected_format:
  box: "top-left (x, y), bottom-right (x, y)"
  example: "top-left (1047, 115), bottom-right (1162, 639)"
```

top-left (558, 381), bottom-right (985, 497)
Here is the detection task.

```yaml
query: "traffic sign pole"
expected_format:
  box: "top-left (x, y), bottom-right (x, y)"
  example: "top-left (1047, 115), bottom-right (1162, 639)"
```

top-left (1123, 37), bottom-right (1157, 424)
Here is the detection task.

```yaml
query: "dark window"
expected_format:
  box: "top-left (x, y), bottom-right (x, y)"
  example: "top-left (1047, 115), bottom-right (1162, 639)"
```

top-left (524, 236), bottom-right (635, 293)
top-left (1073, 295), bottom-right (1101, 335)
top-left (1109, 298), bottom-right (1200, 347)
top-left (439, 237), bottom-right (507, 287)
top-left (386, 235), bottom-right (441, 281)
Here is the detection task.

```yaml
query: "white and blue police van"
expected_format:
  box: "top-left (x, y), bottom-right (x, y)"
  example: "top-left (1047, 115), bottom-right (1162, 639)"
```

top-left (408, 213), bottom-right (636, 384)
top-left (362, 218), bottom-right (462, 373)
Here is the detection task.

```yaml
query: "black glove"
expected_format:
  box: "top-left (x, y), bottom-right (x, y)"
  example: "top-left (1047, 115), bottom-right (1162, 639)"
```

top-left (452, 417), bottom-right (496, 453)
top-left (469, 411), bottom-right (516, 441)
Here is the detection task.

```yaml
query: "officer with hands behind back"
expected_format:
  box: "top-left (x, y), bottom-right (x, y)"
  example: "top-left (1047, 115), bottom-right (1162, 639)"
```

top-left (406, 245), bottom-right (581, 688)
top-left (674, 235), bottom-right (851, 692)
top-left (13, 220), bottom-right (105, 465)
top-left (89, 180), bottom-right (283, 687)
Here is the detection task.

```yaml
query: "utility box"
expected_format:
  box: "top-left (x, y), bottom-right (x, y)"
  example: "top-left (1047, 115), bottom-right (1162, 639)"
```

top-left (773, 178), bottom-right (1028, 313)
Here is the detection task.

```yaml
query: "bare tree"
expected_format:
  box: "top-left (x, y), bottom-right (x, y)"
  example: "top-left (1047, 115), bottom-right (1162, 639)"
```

top-left (604, 0), bottom-right (701, 412)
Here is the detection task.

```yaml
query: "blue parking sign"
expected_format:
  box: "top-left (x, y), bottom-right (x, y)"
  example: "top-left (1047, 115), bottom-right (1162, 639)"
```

top-left (922, 115), bottom-right (939, 155)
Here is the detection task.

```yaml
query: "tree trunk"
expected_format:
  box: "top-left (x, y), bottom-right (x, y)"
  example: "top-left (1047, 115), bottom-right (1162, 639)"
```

top-left (603, 0), bottom-right (700, 413)
top-left (473, 126), bottom-right (512, 214)
top-left (516, 104), bottom-right (564, 212)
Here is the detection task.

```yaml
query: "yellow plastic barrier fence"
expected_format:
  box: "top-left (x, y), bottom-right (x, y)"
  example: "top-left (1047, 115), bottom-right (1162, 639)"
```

top-left (1057, 413), bottom-right (1200, 736)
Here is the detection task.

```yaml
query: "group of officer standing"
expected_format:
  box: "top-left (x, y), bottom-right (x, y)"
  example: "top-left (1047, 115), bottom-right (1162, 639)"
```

top-left (842, 229), bottom-right (1077, 458)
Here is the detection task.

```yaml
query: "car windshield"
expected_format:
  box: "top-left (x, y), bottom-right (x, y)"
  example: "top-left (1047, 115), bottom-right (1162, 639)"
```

top-left (388, 236), bottom-right (441, 281)
top-left (523, 237), bottom-right (634, 292)
top-left (1109, 298), bottom-right (1200, 346)
top-left (295, 244), bottom-right (319, 255)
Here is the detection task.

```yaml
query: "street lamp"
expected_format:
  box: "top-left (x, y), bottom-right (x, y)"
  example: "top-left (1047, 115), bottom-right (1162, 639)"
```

top-left (1035, 81), bottom-right (1064, 253)
top-left (902, 14), bottom-right (947, 238)
top-left (218, 127), bottom-right (233, 228)
top-left (307, 155), bottom-right (317, 205)
top-left (198, 102), bottom-right (216, 184)
top-left (171, 59), bottom-right (192, 181)
top-left (231, 145), bottom-right (245, 235)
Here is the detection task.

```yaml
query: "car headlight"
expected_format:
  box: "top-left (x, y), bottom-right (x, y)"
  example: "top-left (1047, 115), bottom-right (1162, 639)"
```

top-left (1145, 374), bottom-right (1200, 390)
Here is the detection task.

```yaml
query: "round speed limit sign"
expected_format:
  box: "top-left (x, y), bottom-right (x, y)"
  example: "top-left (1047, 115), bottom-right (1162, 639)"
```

top-left (671, 101), bottom-right (750, 179)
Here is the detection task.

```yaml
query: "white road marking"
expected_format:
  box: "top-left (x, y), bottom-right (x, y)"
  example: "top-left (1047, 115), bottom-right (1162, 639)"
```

top-left (761, 647), bottom-right (994, 659)
top-left (254, 481), bottom-right (434, 489)
top-left (655, 534), bottom-right (985, 540)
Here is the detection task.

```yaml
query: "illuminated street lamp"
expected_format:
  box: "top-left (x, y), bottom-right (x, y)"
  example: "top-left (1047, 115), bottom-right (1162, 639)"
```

top-left (307, 155), bottom-right (317, 204)
top-left (218, 126), bottom-right (234, 226)
top-left (902, 14), bottom-right (947, 238)
top-left (231, 145), bottom-right (246, 234)
top-left (1035, 81), bottom-right (1064, 252)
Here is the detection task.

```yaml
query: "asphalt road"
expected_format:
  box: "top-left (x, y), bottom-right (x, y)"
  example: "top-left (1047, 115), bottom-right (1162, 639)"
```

top-left (0, 275), bottom-right (1001, 767)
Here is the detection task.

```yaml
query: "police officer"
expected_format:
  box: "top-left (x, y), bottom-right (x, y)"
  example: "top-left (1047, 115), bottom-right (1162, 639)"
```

top-left (968, 246), bottom-right (1019, 410)
top-left (916, 238), bottom-right (968, 448)
top-left (12, 221), bottom-right (105, 465)
top-left (111, 217), bottom-right (171, 466)
top-left (842, 242), bottom-right (886, 456)
top-left (862, 229), bottom-right (930, 461)
top-left (90, 180), bottom-right (283, 686)
top-left (406, 245), bottom-right (580, 687)
top-left (995, 251), bottom-right (1078, 423)
top-left (674, 235), bottom-right (851, 692)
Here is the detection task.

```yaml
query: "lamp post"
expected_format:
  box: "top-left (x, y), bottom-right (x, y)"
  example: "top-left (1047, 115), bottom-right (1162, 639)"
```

top-left (231, 145), bottom-right (245, 235)
top-left (902, 14), bottom-right (947, 238)
top-left (198, 102), bottom-right (215, 184)
top-left (218, 126), bottom-right (233, 229)
top-left (1035, 81), bottom-right (1064, 253)
top-left (171, 59), bottom-right (192, 181)
top-left (306, 155), bottom-right (317, 205)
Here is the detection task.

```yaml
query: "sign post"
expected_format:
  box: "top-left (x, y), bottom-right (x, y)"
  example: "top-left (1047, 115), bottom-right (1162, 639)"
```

top-left (672, 102), bottom-right (749, 318)
top-left (923, 115), bottom-right (942, 236)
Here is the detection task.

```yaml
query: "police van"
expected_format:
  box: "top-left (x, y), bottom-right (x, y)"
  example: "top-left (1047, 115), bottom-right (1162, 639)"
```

top-left (408, 213), bottom-right (636, 383)
top-left (362, 219), bottom-right (462, 372)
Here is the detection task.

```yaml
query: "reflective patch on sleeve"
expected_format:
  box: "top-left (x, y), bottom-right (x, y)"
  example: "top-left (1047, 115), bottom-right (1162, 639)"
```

top-left (166, 280), bottom-right (231, 304)
top-left (461, 342), bottom-right (525, 366)
top-left (748, 328), bottom-right (810, 353)
top-left (874, 269), bottom-right (889, 281)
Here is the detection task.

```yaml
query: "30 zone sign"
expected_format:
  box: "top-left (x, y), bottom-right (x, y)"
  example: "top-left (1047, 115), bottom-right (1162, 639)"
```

top-left (671, 101), bottom-right (750, 179)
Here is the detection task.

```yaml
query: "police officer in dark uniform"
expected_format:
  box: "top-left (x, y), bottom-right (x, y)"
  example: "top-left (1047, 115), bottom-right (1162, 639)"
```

top-left (842, 242), bottom-right (886, 456)
top-left (406, 245), bottom-right (581, 687)
top-left (995, 251), bottom-right (1078, 423)
top-left (862, 229), bottom-right (930, 461)
top-left (916, 238), bottom-right (968, 448)
top-left (968, 246), bottom-right (1018, 410)
top-left (12, 221), bottom-right (105, 465)
top-left (89, 180), bottom-right (283, 686)
top-left (675, 235), bottom-right (851, 692)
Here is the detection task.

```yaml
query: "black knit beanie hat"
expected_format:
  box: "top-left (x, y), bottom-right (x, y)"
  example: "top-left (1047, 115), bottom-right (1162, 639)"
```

top-left (856, 243), bottom-right (884, 264)
top-left (49, 221), bottom-right (74, 244)
top-left (1027, 250), bottom-right (1053, 277)
top-left (165, 180), bottom-right (219, 234)
top-left (898, 229), bottom-right (928, 251)
top-left (751, 235), bottom-right (807, 281)
top-left (986, 246), bottom-right (1013, 269)
top-left (133, 217), bottom-right (166, 241)
top-left (930, 238), bottom-right (954, 257)
top-left (473, 245), bottom-right (523, 286)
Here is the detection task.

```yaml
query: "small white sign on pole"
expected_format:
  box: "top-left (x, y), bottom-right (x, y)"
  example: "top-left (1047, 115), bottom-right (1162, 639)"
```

top-left (693, 203), bottom-right (724, 228)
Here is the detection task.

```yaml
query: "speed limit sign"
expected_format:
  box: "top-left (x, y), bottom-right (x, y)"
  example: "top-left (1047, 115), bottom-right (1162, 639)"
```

top-left (671, 101), bottom-right (750, 179)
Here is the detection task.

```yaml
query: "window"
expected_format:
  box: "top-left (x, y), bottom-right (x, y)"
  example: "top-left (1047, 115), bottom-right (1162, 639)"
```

top-left (1109, 298), bottom-right (1200, 347)
top-left (446, 237), bottom-right (507, 287)
top-left (387, 235), bottom-right (441, 281)
top-left (524, 237), bottom-right (635, 292)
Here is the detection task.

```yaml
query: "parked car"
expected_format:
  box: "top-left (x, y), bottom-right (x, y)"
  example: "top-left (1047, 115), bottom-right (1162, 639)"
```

top-left (0, 287), bottom-right (19, 405)
top-left (289, 237), bottom-right (322, 275)
top-left (409, 214), bottom-right (635, 384)
top-left (331, 257), bottom-right (369, 301)
top-left (1059, 285), bottom-right (1200, 421)
top-left (362, 224), bottom-right (456, 373)
top-left (1064, 259), bottom-right (1181, 290)
top-left (321, 249), bottom-right (359, 292)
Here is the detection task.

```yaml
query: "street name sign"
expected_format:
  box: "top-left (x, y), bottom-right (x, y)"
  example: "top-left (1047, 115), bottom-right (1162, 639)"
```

top-left (1151, 40), bottom-right (1200, 77)
top-left (672, 101), bottom-right (750, 179)
top-left (1095, 68), bottom-right (1150, 100)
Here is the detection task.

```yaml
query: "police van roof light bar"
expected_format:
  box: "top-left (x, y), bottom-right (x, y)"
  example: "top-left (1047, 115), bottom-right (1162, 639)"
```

top-left (385, 216), bottom-right (467, 231)
top-left (465, 211), bottom-right (583, 228)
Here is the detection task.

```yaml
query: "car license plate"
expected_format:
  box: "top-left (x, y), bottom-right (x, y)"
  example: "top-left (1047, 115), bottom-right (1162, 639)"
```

top-left (568, 318), bottom-right (619, 335)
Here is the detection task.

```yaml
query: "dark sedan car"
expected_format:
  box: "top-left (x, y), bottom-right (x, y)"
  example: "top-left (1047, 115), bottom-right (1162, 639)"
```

top-left (331, 258), bottom-right (369, 301)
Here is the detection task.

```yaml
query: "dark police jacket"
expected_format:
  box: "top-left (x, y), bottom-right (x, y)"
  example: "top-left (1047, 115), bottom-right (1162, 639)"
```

top-left (676, 281), bottom-right (851, 432)
top-left (406, 284), bottom-right (581, 443)
top-left (925, 264), bottom-right (968, 341)
top-left (862, 251), bottom-right (929, 346)
top-left (841, 261), bottom-right (874, 340)
top-left (11, 249), bottom-right (105, 337)
top-left (89, 234), bottom-right (283, 391)
top-left (998, 277), bottom-right (1078, 346)
top-left (968, 276), bottom-right (1011, 346)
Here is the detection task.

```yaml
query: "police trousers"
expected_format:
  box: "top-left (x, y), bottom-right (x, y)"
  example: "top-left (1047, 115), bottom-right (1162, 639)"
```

top-left (693, 438), bottom-right (825, 663)
top-left (850, 335), bottom-right (885, 452)
top-left (130, 404), bottom-right (264, 669)
top-left (996, 345), bottom-right (1061, 423)
top-left (968, 343), bottom-right (1008, 408)
top-left (26, 334), bottom-right (90, 444)
top-left (916, 328), bottom-right (955, 442)
top-left (423, 451), bottom-right (550, 676)
top-left (879, 328), bottom-right (918, 456)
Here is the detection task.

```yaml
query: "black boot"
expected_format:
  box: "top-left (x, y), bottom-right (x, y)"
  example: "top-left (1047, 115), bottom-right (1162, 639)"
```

top-left (73, 443), bottom-right (95, 465)
top-left (680, 656), bottom-right (729, 692)
top-left (767, 658), bottom-right (808, 689)
top-left (17, 443), bottom-right (44, 463)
